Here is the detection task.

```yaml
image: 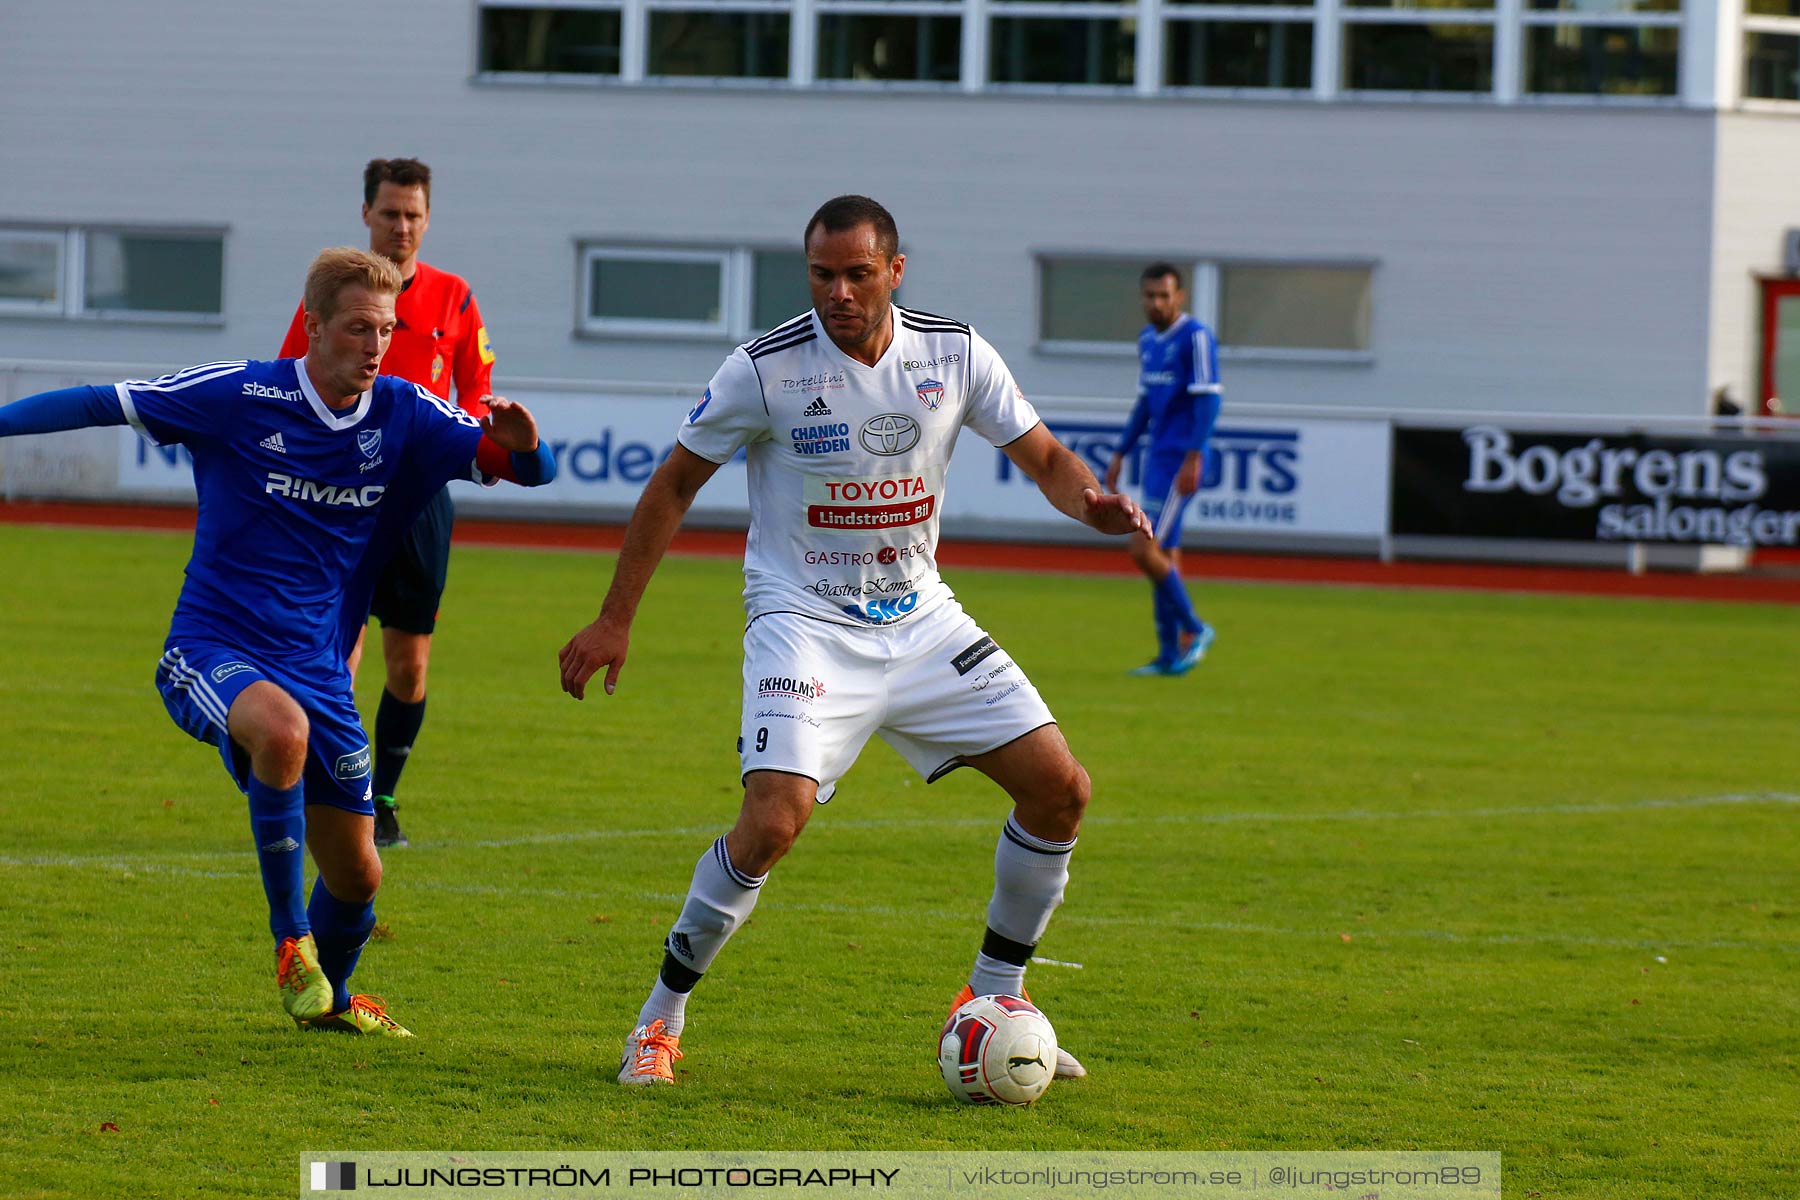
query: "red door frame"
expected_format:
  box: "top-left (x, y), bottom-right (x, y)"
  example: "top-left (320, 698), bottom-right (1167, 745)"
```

top-left (1758, 277), bottom-right (1800, 416)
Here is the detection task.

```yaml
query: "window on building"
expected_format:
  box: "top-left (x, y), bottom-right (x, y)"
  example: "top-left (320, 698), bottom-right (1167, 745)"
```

top-left (817, 13), bottom-right (962, 83)
top-left (1165, 16), bottom-right (1314, 89)
top-left (1518, 0), bottom-right (1680, 96)
top-left (1742, 0), bottom-right (1800, 99)
top-left (1039, 258), bottom-right (1162, 346)
top-left (580, 244), bottom-right (815, 338)
top-left (1343, 0), bottom-right (1492, 11)
top-left (0, 226), bottom-right (224, 321)
top-left (989, 17), bottom-right (1137, 86)
top-left (1218, 263), bottom-right (1372, 352)
top-left (1524, 24), bottom-right (1678, 95)
top-left (751, 249), bottom-right (812, 331)
top-left (83, 232), bottom-right (225, 317)
top-left (1342, 21), bottom-right (1495, 92)
top-left (467, 0), bottom-right (1694, 104)
top-left (584, 247), bottom-right (728, 334)
top-left (0, 230), bottom-right (64, 314)
top-left (1526, 0), bottom-right (1677, 11)
top-left (479, 5), bottom-right (624, 75)
top-left (1038, 255), bottom-right (1373, 355)
top-left (1745, 29), bottom-right (1800, 99)
top-left (648, 10), bottom-right (791, 78)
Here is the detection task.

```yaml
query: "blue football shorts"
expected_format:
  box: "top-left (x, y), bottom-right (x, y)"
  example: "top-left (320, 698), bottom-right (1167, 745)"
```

top-left (1139, 450), bottom-right (1198, 551)
top-left (154, 642), bottom-right (375, 814)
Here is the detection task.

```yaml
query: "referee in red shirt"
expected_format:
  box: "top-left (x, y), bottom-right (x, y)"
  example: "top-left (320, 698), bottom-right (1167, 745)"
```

top-left (279, 158), bottom-right (496, 848)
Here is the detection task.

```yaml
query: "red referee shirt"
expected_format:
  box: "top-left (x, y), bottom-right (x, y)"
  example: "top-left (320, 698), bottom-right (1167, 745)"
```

top-left (280, 260), bottom-right (494, 419)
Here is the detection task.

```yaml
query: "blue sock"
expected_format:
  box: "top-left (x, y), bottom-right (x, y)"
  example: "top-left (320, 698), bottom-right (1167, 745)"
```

top-left (308, 877), bottom-right (376, 1013)
top-left (1157, 569), bottom-right (1204, 637)
top-left (247, 777), bottom-right (308, 943)
top-left (1151, 579), bottom-right (1177, 663)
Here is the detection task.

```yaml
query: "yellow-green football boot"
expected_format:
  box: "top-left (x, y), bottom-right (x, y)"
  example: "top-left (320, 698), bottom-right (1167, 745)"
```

top-left (301, 994), bottom-right (415, 1038)
top-left (276, 934), bottom-right (334, 1023)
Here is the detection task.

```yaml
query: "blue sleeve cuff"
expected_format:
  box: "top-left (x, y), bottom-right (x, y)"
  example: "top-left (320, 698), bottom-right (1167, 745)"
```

top-left (0, 386), bottom-right (126, 437)
top-left (1189, 395), bottom-right (1222, 452)
top-left (508, 441), bottom-right (558, 486)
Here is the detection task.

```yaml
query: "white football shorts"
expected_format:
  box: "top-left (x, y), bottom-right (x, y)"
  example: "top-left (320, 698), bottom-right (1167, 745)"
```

top-left (739, 600), bottom-right (1056, 802)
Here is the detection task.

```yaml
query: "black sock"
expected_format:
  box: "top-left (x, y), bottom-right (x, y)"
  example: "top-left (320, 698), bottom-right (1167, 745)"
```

top-left (659, 949), bottom-right (703, 993)
top-left (372, 689), bottom-right (426, 801)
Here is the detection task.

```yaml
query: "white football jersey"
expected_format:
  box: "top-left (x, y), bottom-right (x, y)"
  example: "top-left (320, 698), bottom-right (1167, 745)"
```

top-left (678, 305), bottom-right (1040, 626)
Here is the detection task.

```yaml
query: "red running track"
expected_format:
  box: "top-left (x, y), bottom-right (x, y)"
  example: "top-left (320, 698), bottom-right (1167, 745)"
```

top-left (2, 499), bottom-right (1795, 605)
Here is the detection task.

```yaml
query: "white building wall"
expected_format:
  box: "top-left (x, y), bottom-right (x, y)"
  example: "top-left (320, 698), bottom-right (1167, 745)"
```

top-left (0, 0), bottom-right (1729, 417)
top-left (1706, 112), bottom-right (1800, 411)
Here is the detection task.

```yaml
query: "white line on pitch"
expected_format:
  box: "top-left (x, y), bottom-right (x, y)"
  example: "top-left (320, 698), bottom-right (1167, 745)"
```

top-left (1, 854), bottom-right (1793, 956)
top-left (6, 791), bottom-right (1794, 866)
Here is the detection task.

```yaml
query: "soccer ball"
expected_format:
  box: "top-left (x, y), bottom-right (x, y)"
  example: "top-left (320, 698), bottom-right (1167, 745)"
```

top-left (938, 993), bottom-right (1057, 1106)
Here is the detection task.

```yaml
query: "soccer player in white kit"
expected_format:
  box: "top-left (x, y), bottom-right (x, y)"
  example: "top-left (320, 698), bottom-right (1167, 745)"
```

top-left (559, 196), bottom-right (1152, 1087)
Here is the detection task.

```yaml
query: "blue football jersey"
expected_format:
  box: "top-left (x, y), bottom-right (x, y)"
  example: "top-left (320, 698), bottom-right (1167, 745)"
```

top-left (1133, 313), bottom-right (1223, 456)
top-left (116, 358), bottom-right (488, 680)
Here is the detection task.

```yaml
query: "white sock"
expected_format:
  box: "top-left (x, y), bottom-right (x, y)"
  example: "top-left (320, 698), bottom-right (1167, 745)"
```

top-left (968, 951), bottom-right (1026, 998)
top-left (636, 979), bottom-right (691, 1037)
top-left (986, 815), bottom-right (1075, 946)
top-left (635, 837), bottom-right (766, 1037)
top-left (970, 815), bottom-right (1076, 992)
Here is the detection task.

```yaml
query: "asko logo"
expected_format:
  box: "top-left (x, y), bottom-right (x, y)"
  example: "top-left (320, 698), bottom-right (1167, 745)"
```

top-left (841, 592), bottom-right (919, 624)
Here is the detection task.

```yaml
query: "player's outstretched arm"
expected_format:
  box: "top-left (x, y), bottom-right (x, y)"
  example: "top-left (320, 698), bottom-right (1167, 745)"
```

top-left (558, 444), bottom-right (723, 700)
top-left (479, 395), bottom-right (539, 451)
top-left (1001, 422), bottom-right (1152, 539)
top-left (474, 396), bottom-right (558, 485)
top-left (0, 386), bottom-right (127, 438)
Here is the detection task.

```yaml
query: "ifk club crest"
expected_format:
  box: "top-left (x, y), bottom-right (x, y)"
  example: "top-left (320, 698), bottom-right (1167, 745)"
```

top-left (358, 429), bottom-right (383, 460)
top-left (916, 378), bottom-right (945, 411)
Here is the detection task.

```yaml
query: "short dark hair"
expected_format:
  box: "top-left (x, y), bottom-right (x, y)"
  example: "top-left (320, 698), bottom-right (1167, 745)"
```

top-left (805, 195), bottom-right (899, 258)
top-left (364, 158), bottom-right (432, 207)
top-left (1141, 261), bottom-right (1182, 289)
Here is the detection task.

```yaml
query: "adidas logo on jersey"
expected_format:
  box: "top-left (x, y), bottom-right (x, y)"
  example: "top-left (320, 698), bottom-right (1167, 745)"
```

top-left (801, 397), bottom-right (832, 416)
top-left (259, 432), bottom-right (287, 454)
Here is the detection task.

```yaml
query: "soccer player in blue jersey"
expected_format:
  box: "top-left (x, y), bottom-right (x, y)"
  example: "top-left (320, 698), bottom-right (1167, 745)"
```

top-left (1103, 262), bottom-right (1223, 676)
top-left (0, 247), bottom-right (556, 1034)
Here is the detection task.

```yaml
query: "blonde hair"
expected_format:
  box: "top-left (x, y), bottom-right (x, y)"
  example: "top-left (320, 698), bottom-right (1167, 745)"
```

top-left (304, 247), bottom-right (403, 322)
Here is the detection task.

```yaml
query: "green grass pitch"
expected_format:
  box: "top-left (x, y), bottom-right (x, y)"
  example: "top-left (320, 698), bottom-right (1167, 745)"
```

top-left (0, 523), bottom-right (1794, 1198)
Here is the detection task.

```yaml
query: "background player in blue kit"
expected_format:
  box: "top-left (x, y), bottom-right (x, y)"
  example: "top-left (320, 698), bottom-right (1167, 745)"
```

top-left (1103, 262), bottom-right (1223, 676)
top-left (0, 248), bottom-right (556, 1034)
